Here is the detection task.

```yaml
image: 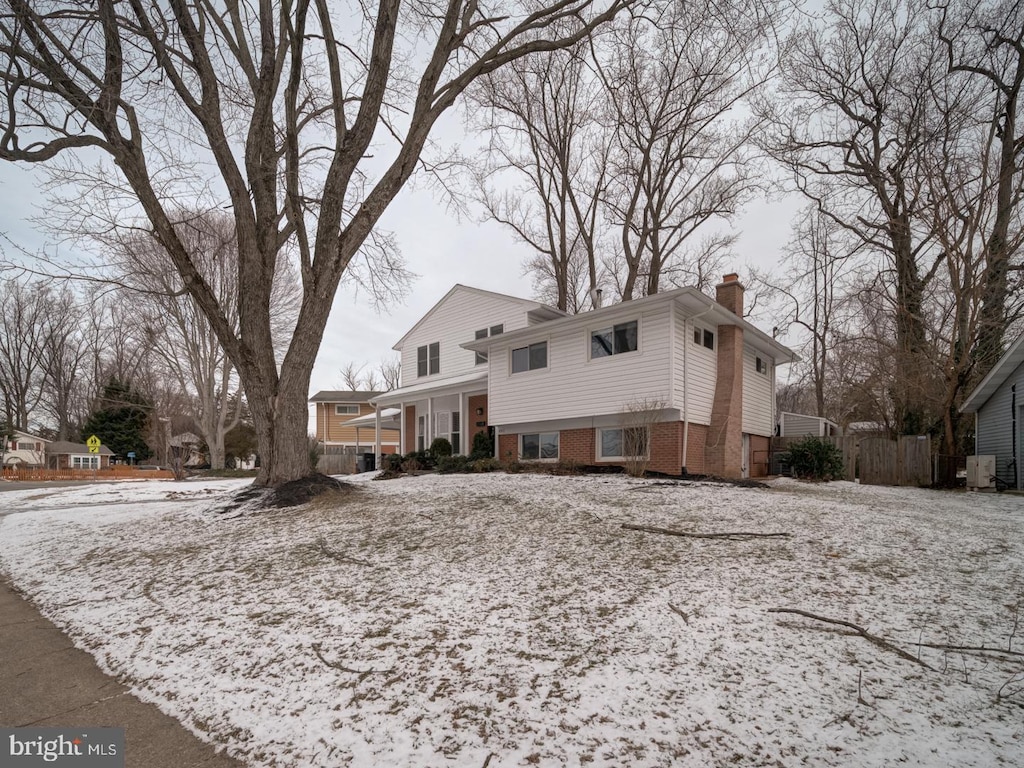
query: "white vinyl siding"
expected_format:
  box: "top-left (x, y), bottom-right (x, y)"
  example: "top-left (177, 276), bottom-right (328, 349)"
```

top-left (676, 313), bottom-right (716, 426)
top-left (742, 347), bottom-right (773, 436)
top-left (779, 412), bottom-right (825, 437)
top-left (400, 288), bottom-right (538, 387)
top-left (977, 360), bottom-right (1024, 487)
top-left (488, 304), bottom-right (673, 425)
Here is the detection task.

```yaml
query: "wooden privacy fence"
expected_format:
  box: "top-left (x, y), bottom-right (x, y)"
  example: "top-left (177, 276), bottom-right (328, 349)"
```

top-left (855, 436), bottom-right (932, 487)
top-left (316, 453), bottom-right (358, 475)
top-left (1, 466), bottom-right (175, 481)
top-left (772, 435), bottom-right (933, 487)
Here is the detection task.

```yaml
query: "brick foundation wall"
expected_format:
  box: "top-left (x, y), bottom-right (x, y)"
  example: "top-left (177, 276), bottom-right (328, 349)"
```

top-left (684, 423), bottom-right (708, 475)
top-left (559, 428), bottom-right (596, 465)
top-left (748, 434), bottom-right (770, 478)
top-left (498, 433), bottom-right (518, 462)
top-left (646, 421), bottom-right (683, 475)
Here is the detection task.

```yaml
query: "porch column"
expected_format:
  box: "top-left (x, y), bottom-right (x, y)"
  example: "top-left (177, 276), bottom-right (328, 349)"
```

top-left (427, 397), bottom-right (434, 450)
top-left (374, 405), bottom-right (382, 462)
top-left (400, 402), bottom-right (406, 454)
top-left (460, 392), bottom-right (467, 456)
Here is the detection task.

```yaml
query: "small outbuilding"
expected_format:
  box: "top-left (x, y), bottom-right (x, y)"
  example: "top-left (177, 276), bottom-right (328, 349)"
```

top-left (960, 334), bottom-right (1024, 490)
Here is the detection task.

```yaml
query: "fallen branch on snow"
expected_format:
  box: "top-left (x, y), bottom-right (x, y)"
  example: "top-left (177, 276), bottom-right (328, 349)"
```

top-left (768, 608), bottom-right (935, 671)
top-left (311, 642), bottom-right (394, 675)
top-left (623, 523), bottom-right (791, 541)
top-left (314, 537), bottom-right (371, 567)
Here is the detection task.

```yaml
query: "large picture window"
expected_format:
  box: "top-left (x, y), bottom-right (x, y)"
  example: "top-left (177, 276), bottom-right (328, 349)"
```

top-left (417, 342), bottom-right (440, 377)
top-left (598, 427), bottom-right (648, 459)
top-left (72, 455), bottom-right (100, 470)
top-left (521, 432), bottom-right (559, 460)
top-left (511, 341), bottom-right (547, 373)
top-left (591, 320), bottom-right (638, 359)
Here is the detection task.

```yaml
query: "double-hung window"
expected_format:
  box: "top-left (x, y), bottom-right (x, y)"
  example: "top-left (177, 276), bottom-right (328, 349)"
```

top-left (755, 356), bottom-right (769, 375)
top-left (591, 320), bottom-right (638, 359)
top-left (417, 342), bottom-right (440, 377)
top-left (598, 427), bottom-right (649, 459)
top-left (693, 327), bottom-right (715, 350)
top-left (474, 324), bottom-right (504, 365)
top-left (521, 432), bottom-right (559, 460)
top-left (511, 341), bottom-right (547, 373)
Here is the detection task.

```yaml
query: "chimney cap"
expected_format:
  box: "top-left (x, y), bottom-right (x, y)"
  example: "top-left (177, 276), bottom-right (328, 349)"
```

top-left (720, 272), bottom-right (741, 284)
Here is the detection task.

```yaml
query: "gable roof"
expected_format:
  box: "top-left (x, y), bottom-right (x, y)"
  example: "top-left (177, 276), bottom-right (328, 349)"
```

top-left (461, 286), bottom-right (797, 364)
top-left (960, 333), bottom-right (1024, 413)
top-left (11, 429), bottom-right (50, 442)
top-left (309, 391), bottom-right (381, 403)
top-left (392, 284), bottom-right (566, 350)
top-left (46, 440), bottom-right (114, 455)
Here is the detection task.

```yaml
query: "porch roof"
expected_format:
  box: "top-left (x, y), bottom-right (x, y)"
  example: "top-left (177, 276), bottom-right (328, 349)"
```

top-left (342, 408), bottom-right (402, 430)
top-left (372, 370), bottom-right (488, 406)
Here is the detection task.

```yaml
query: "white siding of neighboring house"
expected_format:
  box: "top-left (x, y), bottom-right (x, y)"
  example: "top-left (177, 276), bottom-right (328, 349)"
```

top-left (779, 412), bottom-right (824, 437)
top-left (742, 347), bottom-right (774, 436)
top-left (977, 359), bottom-right (1024, 487)
top-left (678, 314), bottom-right (717, 426)
top-left (487, 303), bottom-right (674, 426)
top-left (399, 288), bottom-right (541, 387)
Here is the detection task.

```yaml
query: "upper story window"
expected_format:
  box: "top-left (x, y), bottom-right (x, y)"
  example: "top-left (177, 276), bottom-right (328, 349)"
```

top-left (693, 327), bottom-right (714, 350)
top-left (511, 341), bottom-right (547, 373)
top-left (16, 441), bottom-right (38, 451)
top-left (335, 404), bottom-right (359, 415)
top-left (417, 342), bottom-right (440, 377)
top-left (591, 320), bottom-right (638, 359)
top-left (474, 324), bottom-right (504, 365)
top-left (755, 356), bottom-right (769, 375)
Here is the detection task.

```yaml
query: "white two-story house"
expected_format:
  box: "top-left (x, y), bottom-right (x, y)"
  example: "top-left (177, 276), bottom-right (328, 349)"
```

top-left (365, 274), bottom-right (795, 478)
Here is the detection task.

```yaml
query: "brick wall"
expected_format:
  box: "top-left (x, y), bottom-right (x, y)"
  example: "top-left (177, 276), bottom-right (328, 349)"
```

top-left (468, 395), bottom-right (489, 438)
top-left (559, 428), bottom-right (596, 465)
top-left (498, 433), bottom-right (518, 462)
top-left (404, 406), bottom-right (416, 453)
top-left (647, 421), bottom-right (683, 475)
top-left (705, 324), bottom-right (744, 478)
top-left (684, 423), bottom-right (708, 475)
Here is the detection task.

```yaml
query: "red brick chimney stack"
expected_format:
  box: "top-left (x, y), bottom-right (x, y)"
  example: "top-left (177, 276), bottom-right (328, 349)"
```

top-left (716, 272), bottom-right (744, 316)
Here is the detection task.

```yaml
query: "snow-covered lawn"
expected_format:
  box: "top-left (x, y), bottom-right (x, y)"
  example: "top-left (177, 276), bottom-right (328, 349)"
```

top-left (1, 473), bottom-right (1022, 766)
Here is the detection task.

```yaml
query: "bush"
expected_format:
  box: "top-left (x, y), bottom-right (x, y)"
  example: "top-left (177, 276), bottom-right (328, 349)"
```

top-left (469, 430), bottom-right (494, 460)
top-left (383, 453), bottom-right (404, 472)
top-left (429, 437), bottom-right (453, 459)
top-left (782, 437), bottom-right (844, 481)
top-left (401, 450), bottom-right (435, 471)
top-left (437, 455), bottom-right (469, 474)
top-left (468, 457), bottom-right (501, 473)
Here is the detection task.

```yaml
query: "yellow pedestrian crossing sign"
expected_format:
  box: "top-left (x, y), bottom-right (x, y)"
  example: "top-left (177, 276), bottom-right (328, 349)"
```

top-left (86, 435), bottom-right (101, 454)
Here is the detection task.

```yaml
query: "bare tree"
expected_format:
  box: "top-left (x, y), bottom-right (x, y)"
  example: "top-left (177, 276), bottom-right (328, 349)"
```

top-left (597, 0), bottom-right (777, 299)
top-left (762, 0), bottom-right (943, 435)
top-left (0, 0), bottom-right (636, 489)
top-left (120, 211), bottom-right (300, 469)
top-left (0, 277), bottom-right (49, 430)
top-left (937, 0), bottom-right (1024, 375)
top-left (38, 286), bottom-right (92, 440)
top-left (472, 43), bottom-right (607, 312)
top-left (378, 354), bottom-right (401, 391)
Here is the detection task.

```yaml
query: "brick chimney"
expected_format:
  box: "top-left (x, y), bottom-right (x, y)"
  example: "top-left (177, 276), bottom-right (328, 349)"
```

top-left (705, 273), bottom-right (745, 478)
top-left (716, 272), bottom-right (744, 316)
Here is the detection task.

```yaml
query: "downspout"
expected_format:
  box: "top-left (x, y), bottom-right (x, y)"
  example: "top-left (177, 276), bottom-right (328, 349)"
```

top-left (681, 305), bottom-right (716, 475)
top-left (1012, 385), bottom-right (1018, 490)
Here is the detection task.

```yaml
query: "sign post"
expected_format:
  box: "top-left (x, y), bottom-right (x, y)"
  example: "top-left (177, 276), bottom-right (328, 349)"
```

top-left (86, 435), bottom-right (101, 480)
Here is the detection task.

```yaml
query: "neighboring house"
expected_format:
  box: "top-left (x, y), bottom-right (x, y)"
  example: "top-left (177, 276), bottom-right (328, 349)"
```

top-left (2, 430), bottom-right (50, 467)
top-left (368, 275), bottom-right (796, 478)
top-left (310, 391), bottom-right (401, 454)
top-left (960, 333), bottom-right (1024, 490)
top-left (169, 432), bottom-right (205, 466)
top-left (777, 412), bottom-right (842, 438)
top-left (45, 440), bottom-right (114, 470)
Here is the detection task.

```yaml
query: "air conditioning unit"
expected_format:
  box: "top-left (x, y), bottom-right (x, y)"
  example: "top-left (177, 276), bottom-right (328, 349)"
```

top-left (967, 455), bottom-right (996, 491)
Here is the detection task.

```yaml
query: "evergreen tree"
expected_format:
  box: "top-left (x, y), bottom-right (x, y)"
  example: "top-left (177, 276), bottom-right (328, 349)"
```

top-left (81, 380), bottom-right (152, 460)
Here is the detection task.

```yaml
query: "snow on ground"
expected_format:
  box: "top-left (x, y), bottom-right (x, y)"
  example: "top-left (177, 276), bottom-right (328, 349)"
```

top-left (1, 473), bottom-right (1023, 767)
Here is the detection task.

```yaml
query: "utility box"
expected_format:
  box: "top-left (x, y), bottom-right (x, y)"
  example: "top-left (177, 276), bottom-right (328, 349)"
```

top-left (966, 455), bottom-right (996, 491)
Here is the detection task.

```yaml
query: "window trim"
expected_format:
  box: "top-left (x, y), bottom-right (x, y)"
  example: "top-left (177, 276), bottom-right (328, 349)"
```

top-left (596, 426), bottom-right (650, 461)
top-left (520, 432), bottom-right (559, 461)
top-left (693, 326), bottom-right (715, 351)
top-left (335, 404), bottom-right (359, 415)
top-left (589, 319), bottom-right (639, 360)
top-left (510, 340), bottom-right (548, 374)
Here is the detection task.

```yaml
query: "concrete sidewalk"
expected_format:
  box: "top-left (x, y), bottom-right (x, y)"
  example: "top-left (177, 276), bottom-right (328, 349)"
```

top-left (0, 578), bottom-right (244, 767)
